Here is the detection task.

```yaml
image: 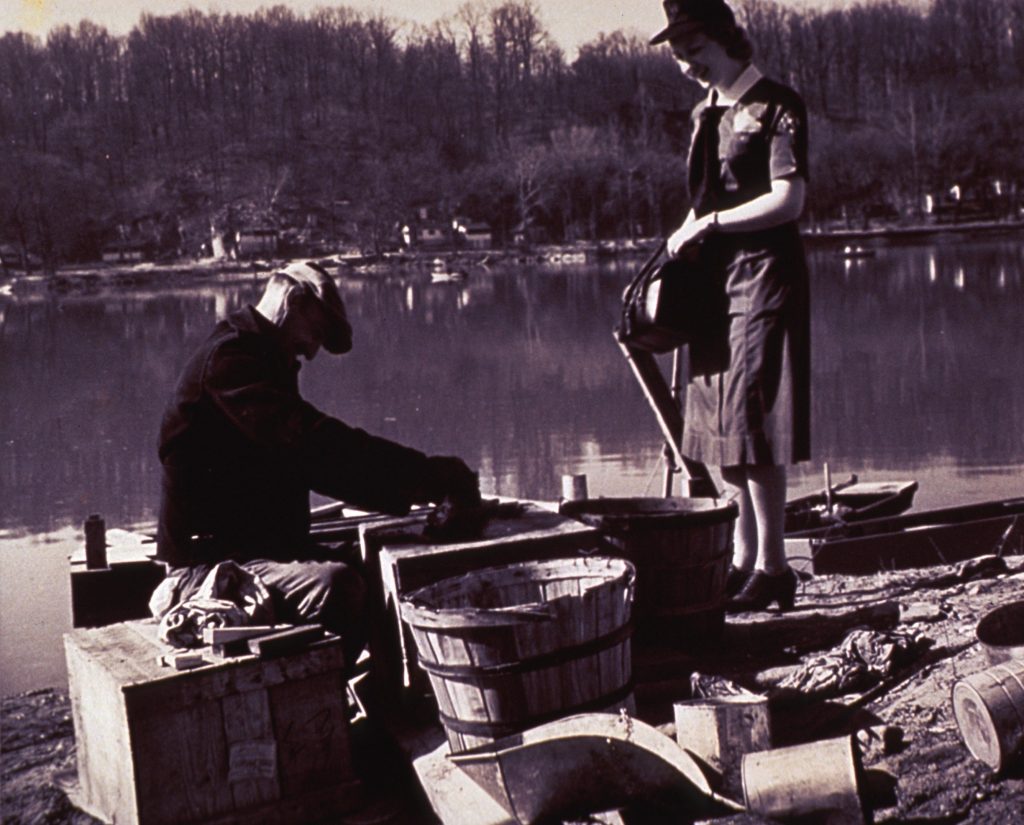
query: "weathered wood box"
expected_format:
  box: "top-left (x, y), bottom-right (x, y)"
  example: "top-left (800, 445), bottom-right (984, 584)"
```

top-left (69, 528), bottom-right (166, 628)
top-left (64, 621), bottom-right (358, 825)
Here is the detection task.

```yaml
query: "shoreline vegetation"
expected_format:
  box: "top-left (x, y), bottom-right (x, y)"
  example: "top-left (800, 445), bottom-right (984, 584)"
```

top-left (3, 218), bottom-right (1022, 298)
top-left (3, 0), bottom-right (1023, 277)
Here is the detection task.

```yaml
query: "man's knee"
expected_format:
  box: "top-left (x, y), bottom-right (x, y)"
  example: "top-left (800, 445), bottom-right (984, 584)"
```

top-left (301, 561), bottom-right (367, 631)
top-left (325, 562), bottom-right (367, 608)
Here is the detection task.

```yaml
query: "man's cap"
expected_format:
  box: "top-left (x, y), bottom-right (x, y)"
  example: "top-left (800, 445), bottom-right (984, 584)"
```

top-left (650, 0), bottom-right (737, 45)
top-left (279, 261), bottom-right (353, 354)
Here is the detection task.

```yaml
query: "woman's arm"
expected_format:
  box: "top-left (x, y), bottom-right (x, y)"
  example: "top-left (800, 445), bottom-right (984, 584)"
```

top-left (667, 176), bottom-right (806, 257)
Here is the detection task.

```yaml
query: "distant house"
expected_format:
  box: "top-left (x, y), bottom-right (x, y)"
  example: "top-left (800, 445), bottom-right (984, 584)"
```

top-left (413, 221), bottom-right (450, 248)
top-left (102, 240), bottom-right (149, 263)
top-left (1, 244), bottom-right (43, 271)
top-left (235, 228), bottom-right (279, 258)
top-left (1, 244), bottom-right (21, 269)
top-left (462, 223), bottom-right (493, 250)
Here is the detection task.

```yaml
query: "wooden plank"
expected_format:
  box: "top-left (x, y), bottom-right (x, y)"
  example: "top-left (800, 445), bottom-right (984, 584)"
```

top-left (64, 634), bottom-right (139, 825)
top-left (616, 340), bottom-right (717, 497)
top-left (128, 691), bottom-right (235, 824)
top-left (269, 670), bottom-right (353, 798)
top-left (204, 625), bottom-right (284, 645)
top-left (198, 783), bottom-right (362, 825)
top-left (810, 497), bottom-right (1024, 540)
top-left (68, 621), bottom-right (345, 715)
top-left (383, 505), bottom-right (601, 596)
top-left (126, 641), bottom-right (346, 718)
top-left (809, 513), bottom-right (1024, 574)
top-left (247, 625), bottom-right (325, 658)
top-left (65, 622), bottom-right (169, 686)
top-left (221, 688), bottom-right (281, 809)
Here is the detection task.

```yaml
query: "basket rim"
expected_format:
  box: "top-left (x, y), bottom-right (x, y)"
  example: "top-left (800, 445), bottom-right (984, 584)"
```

top-left (400, 555), bottom-right (635, 628)
top-left (560, 496), bottom-right (737, 527)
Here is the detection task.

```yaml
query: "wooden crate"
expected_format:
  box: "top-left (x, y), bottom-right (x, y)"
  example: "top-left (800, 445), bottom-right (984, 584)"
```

top-left (64, 621), bottom-right (358, 825)
top-left (361, 501), bottom-right (601, 694)
top-left (69, 529), bottom-right (166, 628)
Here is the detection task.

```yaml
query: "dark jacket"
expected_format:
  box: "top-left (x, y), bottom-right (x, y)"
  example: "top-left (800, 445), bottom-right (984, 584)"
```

top-left (157, 306), bottom-right (432, 567)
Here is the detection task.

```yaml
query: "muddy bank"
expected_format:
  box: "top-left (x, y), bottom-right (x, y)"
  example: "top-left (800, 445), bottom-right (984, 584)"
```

top-left (1, 688), bottom-right (99, 824)
top-left (5, 560), bottom-right (1024, 823)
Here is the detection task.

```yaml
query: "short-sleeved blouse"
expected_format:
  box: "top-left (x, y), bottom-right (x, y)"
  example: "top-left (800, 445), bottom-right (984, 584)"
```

top-left (681, 75), bottom-right (812, 467)
top-left (689, 76), bottom-right (809, 217)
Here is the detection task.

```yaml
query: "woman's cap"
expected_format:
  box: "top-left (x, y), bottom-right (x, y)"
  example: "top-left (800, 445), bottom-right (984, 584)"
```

top-left (279, 261), bottom-right (353, 354)
top-left (650, 0), bottom-right (737, 45)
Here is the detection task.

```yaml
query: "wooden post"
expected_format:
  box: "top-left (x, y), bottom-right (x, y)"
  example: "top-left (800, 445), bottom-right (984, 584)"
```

top-left (561, 474), bottom-right (588, 502)
top-left (84, 515), bottom-right (107, 570)
top-left (616, 339), bottom-right (718, 498)
top-left (663, 348), bottom-right (685, 497)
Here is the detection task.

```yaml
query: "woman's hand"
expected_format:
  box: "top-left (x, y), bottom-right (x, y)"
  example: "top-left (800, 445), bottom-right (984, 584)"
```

top-left (667, 212), bottom-right (715, 257)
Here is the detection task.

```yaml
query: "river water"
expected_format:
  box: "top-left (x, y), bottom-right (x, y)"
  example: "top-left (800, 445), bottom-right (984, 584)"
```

top-left (3, 232), bottom-right (1023, 693)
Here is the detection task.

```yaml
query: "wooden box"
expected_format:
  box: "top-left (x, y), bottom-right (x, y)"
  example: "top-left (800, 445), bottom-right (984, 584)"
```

top-left (361, 501), bottom-right (602, 693)
top-left (69, 529), bottom-right (166, 628)
top-left (64, 621), bottom-right (358, 825)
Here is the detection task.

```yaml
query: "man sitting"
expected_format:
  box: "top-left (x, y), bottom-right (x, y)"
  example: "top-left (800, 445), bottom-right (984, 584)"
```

top-left (153, 261), bottom-right (479, 662)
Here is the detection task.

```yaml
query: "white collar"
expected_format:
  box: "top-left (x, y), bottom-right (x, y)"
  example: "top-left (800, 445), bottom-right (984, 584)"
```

top-left (710, 64), bottom-right (762, 107)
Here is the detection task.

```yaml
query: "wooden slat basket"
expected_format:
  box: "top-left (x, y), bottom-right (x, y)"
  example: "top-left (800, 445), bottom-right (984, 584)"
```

top-left (400, 556), bottom-right (636, 753)
top-left (560, 497), bottom-right (737, 644)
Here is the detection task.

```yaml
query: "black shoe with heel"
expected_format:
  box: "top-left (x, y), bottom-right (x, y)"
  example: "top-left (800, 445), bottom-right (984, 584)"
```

top-left (725, 565), bottom-right (752, 598)
top-left (726, 568), bottom-right (798, 613)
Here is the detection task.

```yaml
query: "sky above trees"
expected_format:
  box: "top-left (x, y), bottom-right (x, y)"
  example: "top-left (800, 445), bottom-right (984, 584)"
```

top-left (2, 0), bottom-right (838, 56)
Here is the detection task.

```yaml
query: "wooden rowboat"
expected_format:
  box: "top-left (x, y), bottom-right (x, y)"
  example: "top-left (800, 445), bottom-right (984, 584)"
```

top-left (784, 478), bottom-right (919, 537)
top-left (786, 496), bottom-right (1024, 575)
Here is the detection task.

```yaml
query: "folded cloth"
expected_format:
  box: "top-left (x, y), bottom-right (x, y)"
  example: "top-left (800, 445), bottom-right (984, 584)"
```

top-left (158, 597), bottom-right (250, 648)
top-left (151, 561), bottom-right (275, 647)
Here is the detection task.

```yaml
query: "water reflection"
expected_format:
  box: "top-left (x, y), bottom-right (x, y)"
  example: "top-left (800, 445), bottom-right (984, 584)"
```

top-left (2, 236), bottom-right (1024, 535)
top-left (808, 237), bottom-right (1024, 477)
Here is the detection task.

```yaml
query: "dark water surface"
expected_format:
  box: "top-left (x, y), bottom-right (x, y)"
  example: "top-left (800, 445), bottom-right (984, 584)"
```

top-left (3, 233), bottom-right (1024, 691)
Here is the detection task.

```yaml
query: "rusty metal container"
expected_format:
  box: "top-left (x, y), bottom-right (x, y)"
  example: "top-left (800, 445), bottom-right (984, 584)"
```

top-left (953, 659), bottom-right (1024, 770)
top-left (976, 600), bottom-right (1024, 666)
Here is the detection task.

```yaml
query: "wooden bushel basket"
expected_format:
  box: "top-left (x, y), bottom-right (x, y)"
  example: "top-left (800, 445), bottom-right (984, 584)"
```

top-left (560, 497), bottom-right (737, 645)
top-left (400, 556), bottom-right (636, 754)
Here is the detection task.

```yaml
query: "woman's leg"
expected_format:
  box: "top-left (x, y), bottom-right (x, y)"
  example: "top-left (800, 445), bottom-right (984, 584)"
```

top-left (721, 464), bottom-right (788, 572)
top-left (723, 463), bottom-right (796, 611)
top-left (720, 466), bottom-right (757, 571)
top-left (745, 464), bottom-right (789, 574)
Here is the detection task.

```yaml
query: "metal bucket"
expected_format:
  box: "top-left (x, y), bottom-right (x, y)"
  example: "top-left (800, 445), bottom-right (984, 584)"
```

top-left (674, 694), bottom-right (771, 800)
top-left (741, 735), bottom-right (867, 824)
top-left (975, 600), bottom-right (1024, 666)
top-left (560, 497), bottom-right (737, 644)
top-left (952, 659), bottom-right (1024, 770)
top-left (400, 556), bottom-right (636, 753)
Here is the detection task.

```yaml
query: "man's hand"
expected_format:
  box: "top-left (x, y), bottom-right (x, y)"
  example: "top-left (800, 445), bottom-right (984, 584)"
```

top-left (425, 455), bottom-right (481, 508)
top-left (423, 456), bottom-right (485, 540)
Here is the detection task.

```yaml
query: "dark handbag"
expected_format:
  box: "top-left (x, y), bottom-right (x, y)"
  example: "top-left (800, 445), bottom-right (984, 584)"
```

top-left (616, 240), bottom-right (723, 354)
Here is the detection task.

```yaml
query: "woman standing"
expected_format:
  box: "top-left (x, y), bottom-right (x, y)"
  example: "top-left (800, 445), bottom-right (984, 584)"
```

top-left (650, 0), bottom-right (811, 611)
